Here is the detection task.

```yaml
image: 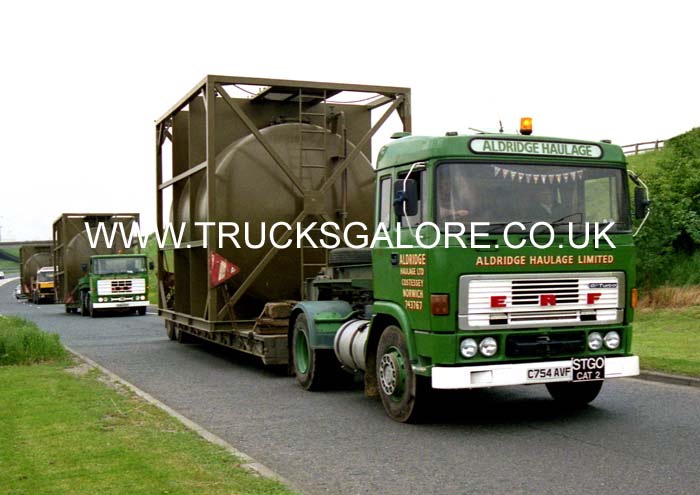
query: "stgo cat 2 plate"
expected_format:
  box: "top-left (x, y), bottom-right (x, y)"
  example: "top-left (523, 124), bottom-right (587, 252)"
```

top-left (572, 357), bottom-right (605, 382)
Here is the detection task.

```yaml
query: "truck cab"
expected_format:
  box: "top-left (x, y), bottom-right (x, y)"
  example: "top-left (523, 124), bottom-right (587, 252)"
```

top-left (31, 266), bottom-right (55, 304)
top-left (292, 130), bottom-right (644, 422)
top-left (79, 254), bottom-right (151, 317)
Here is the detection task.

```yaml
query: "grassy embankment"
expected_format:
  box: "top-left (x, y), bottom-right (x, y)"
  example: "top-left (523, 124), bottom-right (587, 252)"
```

top-left (0, 246), bottom-right (20, 273)
top-left (0, 316), bottom-right (294, 495)
top-left (634, 307), bottom-right (700, 377)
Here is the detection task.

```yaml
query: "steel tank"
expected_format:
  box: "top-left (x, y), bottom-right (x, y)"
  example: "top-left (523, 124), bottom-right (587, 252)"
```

top-left (21, 252), bottom-right (52, 292)
top-left (185, 122), bottom-right (374, 314)
top-left (334, 319), bottom-right (370, 371)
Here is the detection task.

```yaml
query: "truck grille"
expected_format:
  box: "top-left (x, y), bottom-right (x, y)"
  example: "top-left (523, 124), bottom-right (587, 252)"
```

top-left (511, 279), bottom-right (579, 305)
top-left (97, 279), bottom-right (146, 295)
top-left (111, 280), bottom-right (132, 293)
top-left (458, 272), bottom-right (624, 330)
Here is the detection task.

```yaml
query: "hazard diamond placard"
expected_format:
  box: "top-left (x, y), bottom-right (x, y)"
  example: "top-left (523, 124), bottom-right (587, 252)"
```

top-left (209, 252), bottom-right (240, 288)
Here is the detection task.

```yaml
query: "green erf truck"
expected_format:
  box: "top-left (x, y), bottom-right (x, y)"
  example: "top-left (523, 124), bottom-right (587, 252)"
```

top-left (53, 213), bottom-right (151, 317)
top-left (156, 76), bottom-right (646, 422)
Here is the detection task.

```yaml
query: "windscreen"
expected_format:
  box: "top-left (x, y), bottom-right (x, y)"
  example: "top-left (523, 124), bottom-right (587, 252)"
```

top-left (435, 162), bottom-right (630, 232)
top-left (37, 271), bottom-right (54, 283)
top-left (93, 256), bottom-right (147, 275)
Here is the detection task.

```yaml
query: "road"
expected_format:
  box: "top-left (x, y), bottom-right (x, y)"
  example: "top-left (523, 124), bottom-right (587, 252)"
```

top-left (2, 281), bottom-right (699, 495)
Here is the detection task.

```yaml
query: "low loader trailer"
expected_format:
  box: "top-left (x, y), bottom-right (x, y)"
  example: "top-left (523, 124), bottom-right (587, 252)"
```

top-left (156, 76), bottom-right (647, 422)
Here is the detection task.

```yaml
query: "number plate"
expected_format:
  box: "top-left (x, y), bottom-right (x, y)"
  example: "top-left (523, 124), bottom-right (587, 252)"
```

top-left (572, 357), bottom-right (605, 382)
top-left (526, 365), bottom-right (572, 383)
top-left (115, 303), bottom-right (129, 307)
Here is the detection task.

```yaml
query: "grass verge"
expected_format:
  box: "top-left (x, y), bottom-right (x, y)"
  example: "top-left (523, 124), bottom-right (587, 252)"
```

top-left (0, 315), bottom-right (67, 365)
top-left (0, 317), bottom-right (294, 494)
top-left (634, 307), bottom-right (700, 377)
top-left (0, 361), bottom-right (295, 495)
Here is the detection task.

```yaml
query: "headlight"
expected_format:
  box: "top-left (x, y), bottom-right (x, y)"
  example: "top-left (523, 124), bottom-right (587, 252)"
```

top-left (98, 297), bottom-right (104, 303)
top-left (588, 332), bottom-right (603, 351)
top-left (479, 337), bottom-right (498, 357)
top-left (460, 338), bottom-right (478, 359)
top-left (604, 331), bottom-right (620, 350)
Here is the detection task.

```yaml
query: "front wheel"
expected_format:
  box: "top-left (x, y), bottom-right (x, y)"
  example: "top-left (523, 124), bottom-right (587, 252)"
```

top-left (546, 380), bottom-right (603, 408)
top-left (80, 293), bottom-right (89, 317)
top-left (376, 325), bottom-right (428, 423)
top-left (137, 307), bottom-right (147, 316)
top-left (88, 296), bottom-right (97, 318)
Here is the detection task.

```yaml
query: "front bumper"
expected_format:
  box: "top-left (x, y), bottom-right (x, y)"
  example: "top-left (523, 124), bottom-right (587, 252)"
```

top-left (93, 301), bottom-right (149, 309)
top-left (431, 355), bottom-right (639, 389)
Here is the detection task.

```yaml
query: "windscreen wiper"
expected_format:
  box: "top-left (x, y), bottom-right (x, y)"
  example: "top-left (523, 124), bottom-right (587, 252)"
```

top-left (485, 221), bottom-right (535, 234)
top-left (550, 212), bottom-right (584, 226)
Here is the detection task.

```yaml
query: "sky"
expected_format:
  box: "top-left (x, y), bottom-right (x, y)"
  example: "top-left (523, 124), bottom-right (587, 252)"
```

top-left (1, 0), bottom-right (698, 241)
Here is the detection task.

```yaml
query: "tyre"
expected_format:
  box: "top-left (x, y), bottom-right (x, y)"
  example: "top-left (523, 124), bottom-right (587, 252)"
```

top-left (546, 380), bottom-right (603, 408)
top-left (292, 314), bottom-right (338, 391)
top-left (88, 296), bottom-right (97, 318)
top-left (176, 326), bottom-right (195, 344)
top-left (328, 247), bottom-right (372, 266)
top-left (376, 325), bottom-right (428, 423)
top-left (165, 321), bottom-right (176, 341)
top-left (137, 307), bottom-right (147, 316)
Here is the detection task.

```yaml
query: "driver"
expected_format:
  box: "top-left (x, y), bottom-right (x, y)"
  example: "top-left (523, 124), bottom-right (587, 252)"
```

top-left (437, 175), bottom-right (478, 223)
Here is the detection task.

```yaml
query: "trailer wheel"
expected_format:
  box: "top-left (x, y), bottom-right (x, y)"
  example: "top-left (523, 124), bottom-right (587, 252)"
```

top-left (137, 307), bottom-right (147, 316)
top-left (176, 326), bottom-right (195, 344)
top-left (292, 314), bottom-right (337, 391)
top-left (328, 247), bottom-right (373, 266)
top-left (376, 325), bottom-right (428, 423)
top-left (165, 321), bottom-right (176, 341)
top-left (546, 380), bottom-right (603, 408)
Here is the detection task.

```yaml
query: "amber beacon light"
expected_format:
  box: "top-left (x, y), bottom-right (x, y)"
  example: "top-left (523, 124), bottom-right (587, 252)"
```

top-left (520, 117), bottom-right (533, 135)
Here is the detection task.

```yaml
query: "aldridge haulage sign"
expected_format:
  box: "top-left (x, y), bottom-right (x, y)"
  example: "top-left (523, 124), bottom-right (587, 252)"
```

top-left (470, 138), bottom-right (603, 158)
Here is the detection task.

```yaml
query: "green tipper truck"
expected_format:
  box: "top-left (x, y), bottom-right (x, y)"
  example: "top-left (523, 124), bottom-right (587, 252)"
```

top-left (156, 77), bottom-right (648, 422)
top-left (53, 213), bottom-right (151, 317)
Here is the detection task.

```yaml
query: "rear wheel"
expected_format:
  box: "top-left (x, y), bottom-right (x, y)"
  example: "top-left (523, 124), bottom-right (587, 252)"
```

top-left (292, 314), bottom-right (338, 391)
top-left (546, 380), bottom-right (603, 408)
top-left (376, 325), bottom-right (428, 423)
